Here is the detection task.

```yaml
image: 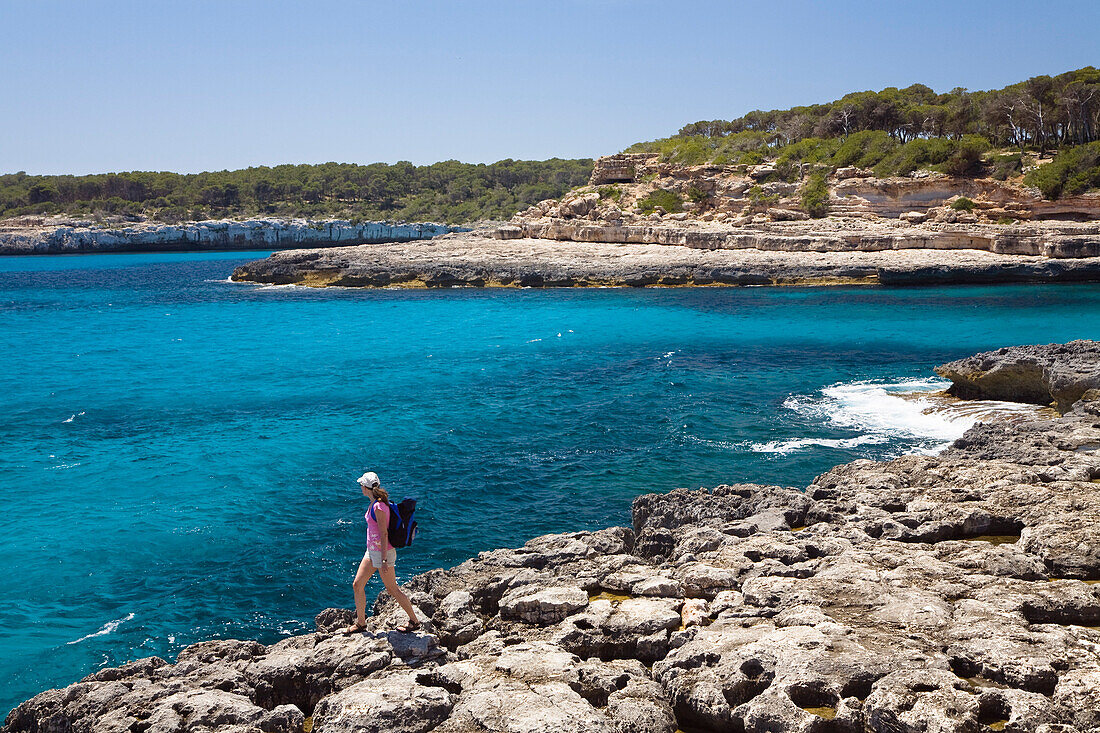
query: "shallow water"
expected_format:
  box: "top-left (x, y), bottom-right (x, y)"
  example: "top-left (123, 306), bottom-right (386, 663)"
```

top-left (2, 250), bottom-right (1099, 713)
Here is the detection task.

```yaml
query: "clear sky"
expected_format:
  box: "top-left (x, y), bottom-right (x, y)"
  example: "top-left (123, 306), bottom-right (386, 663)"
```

top-left (2, 0), bottom-right (1098, 175)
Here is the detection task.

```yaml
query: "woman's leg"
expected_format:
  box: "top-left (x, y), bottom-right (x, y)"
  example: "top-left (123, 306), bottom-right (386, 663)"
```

top-left (378, 563), bottom-right (419, 625)
top-left (351, 552), bottom-right (377, 627)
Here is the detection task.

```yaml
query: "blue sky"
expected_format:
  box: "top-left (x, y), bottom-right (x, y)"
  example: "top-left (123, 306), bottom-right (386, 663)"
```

top-left (2, 0), bottom-right (1098, 174)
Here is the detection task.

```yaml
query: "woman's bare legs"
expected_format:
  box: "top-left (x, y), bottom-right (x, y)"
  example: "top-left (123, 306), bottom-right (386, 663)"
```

top-left (378, 564), bottom-right (419, 627)
top-left (348, 552), bottom-right (376, 629)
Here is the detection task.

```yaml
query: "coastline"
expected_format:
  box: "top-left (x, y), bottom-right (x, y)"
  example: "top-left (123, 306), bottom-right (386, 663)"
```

top-left (230, 229), bottom-right (1100, 289)
top-left (0, 218), bottom-right (465, 256)
top-left (7, 342), bottom-right (1100, 732)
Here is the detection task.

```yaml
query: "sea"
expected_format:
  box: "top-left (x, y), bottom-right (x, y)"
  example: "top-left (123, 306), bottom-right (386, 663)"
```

top-left (2, 249), bottom-right (1099, 714)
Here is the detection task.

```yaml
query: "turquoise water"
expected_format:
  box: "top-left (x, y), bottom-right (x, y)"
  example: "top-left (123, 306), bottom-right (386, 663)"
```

top-left (3, 250), bottom-right (1100, 714)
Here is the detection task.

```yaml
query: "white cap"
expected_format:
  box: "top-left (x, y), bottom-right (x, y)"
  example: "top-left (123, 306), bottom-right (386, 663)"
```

top-left (357, 471), bottom-right (380, 488)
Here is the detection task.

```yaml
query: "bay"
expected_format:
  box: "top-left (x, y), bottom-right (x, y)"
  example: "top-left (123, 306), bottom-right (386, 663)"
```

top-left (2, 250), bottom-right (1099, 713)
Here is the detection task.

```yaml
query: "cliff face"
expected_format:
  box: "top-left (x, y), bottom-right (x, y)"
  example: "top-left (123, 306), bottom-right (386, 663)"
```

top-left (7, 343), bottom-right (1100, 733)
top-left (0, 218), bottom-right (461, 255)
top-left (583, 153), bottom-right (1100, 224)
top-left (498, 154), bottom-right (1100, 260)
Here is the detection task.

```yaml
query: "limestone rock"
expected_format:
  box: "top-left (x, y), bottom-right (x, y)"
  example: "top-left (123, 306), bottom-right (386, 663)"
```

top-left (766, 208), bottom-right (809, 221)
top-left (835, 166), bottom-right (869, 179)
top-left (499, 586), bottom-right (589, 624)
top-left (311, 673), bottom-right (455, 733)
top-left (231, 229), bottom-right (1100, 289)
top-left (0, 218), bottom-right (460, 255)
top-left (935, 340), bottom-right (1100, 411)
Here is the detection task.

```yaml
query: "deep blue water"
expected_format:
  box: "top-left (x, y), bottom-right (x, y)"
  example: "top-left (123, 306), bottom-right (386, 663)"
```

top-left (3, 250), bottom-right (1100, 714)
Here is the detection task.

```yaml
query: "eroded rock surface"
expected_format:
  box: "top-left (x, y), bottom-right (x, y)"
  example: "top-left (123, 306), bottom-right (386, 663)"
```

top-left (0, 217), bottom-right (460, 255)
top-left (231, 232), bottom-right (1100, 288)
top-left (6, 347), bottom-right (1100, 732)
top-left (936, 340), bottom-right (1100, 411)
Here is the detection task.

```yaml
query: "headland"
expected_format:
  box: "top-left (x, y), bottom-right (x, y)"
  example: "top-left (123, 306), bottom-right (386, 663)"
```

top-left (230, 156), bottom-right (1100, 288)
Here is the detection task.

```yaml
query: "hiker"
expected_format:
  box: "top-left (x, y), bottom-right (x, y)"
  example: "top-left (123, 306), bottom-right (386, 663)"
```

top-left (341, 471), bottom-right (420, 634)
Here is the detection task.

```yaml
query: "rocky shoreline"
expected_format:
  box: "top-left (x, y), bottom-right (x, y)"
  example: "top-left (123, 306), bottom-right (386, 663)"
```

top-left (6, 341), bottom-right (1100, 732)
top-left (230, 229), bottom-right (1100, 288)
top-left (0, 218), bottom-right (463, 255)
top-left (227, 153), bottom-right (1100, 289)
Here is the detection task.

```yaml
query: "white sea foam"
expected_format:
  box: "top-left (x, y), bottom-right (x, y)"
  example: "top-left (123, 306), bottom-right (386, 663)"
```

top-left (792, 378), bottom-right (966, 438)
top-left (62, 411), bottom-right (85, 423)
top-left (750, 434), bottom-right (889, 455)
top-left (757, 377), bottom-right (1051, 456)
top-left (67, 613), bottom-right (135, 645)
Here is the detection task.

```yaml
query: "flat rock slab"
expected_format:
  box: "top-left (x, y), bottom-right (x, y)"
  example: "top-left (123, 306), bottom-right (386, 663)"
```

top-left (231, 234), bottom-right (1100, 288)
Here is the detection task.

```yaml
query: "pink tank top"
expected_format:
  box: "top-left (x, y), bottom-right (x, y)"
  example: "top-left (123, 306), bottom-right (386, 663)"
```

top-left (366, 501), bottom-right (390, 552)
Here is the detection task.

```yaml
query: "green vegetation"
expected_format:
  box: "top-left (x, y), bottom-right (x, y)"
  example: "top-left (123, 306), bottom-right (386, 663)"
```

top-left (951, 197), bottom-right (976, 211)
top-left (598, 185), bottom-right (622, 202)
top-left (800, 171), bottom-right (830, 217)
top-left (990, 153), bottom-right (1023, 180)
top-left (626, 67), bottom-right (1100, 197)
top-left (686, 186), bottom-right (708, 203)
top-left (747, 185), bottom-right (779, 211)
top-left (1023, 141), bottom-right (1100, 198)
top-left (0, 159), bottom-right (593, 224)
top-left (636, 189), bottom-right (683, 215)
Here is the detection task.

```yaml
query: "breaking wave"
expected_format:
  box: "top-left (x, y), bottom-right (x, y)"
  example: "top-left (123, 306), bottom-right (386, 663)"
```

top-left (752, 378), bottom-right (1048, 456)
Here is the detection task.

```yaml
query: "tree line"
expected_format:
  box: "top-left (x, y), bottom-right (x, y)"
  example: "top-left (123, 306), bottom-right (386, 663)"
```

top-left (675, 67), bottom-right (1099, 150)
top-left (0, 159), bottom-right (593, 224)
top-left (626, 68), bottom-right (1100, 198)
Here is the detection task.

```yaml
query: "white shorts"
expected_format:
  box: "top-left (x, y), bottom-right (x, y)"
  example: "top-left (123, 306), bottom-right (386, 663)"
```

top-left (368, 548), bottom-right (396, 568)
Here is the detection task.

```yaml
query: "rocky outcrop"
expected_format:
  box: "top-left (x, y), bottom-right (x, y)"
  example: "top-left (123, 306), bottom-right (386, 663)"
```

top-left (499, 217), bottom-right (1100, 259)
top-left (0, 218), bottom-right (462, 255)
top-left (578, 154), bottom-right (1100, 226)
top-left (935, 340), bottom-right (1100, 411)
top-left (230, 231), bottom-right (1100, 288)
top-left (7, 345), bottom-right (1100, 732)
top-left (505, 156), bottom-right (1100, 263)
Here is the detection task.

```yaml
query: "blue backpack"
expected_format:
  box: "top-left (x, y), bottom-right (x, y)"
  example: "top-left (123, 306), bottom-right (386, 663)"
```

top-left (369, 498), bottom-right (418, 548)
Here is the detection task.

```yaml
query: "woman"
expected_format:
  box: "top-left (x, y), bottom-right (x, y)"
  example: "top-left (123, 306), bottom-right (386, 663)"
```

top-left (341, 471), bottom-right (420, 634)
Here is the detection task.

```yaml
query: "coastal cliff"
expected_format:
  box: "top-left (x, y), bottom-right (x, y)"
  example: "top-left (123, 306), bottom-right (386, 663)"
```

top-left (0, 218), bottom-right (461, 255)
top-left (7, 342), bottom-right (1100, 732)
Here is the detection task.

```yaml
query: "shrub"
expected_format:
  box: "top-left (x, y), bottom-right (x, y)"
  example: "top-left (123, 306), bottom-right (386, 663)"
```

top-left (951, 197), bottom-right (976, 211)
top-left (747, 185), bottom-right (779, 211)
top-left (686, 186), bottom-right (708, 203)
top-left (872, 135), bottom-right (991, 177)
top-left (990, 153), bottom-right (1023, 181)
top-left (830, 130), bottom-right (897, 169)
top-left (738, 150), bottom-right (766, 166)
top-left (1024, 142), bottom-right (1100, 199)
top-left (636, 189), bottom-right (683, 215)
top-left (598, 185), bottom-right (622, 202)
top-left (800, 171), bottom-right (830, 218)
top-left (939, 135), bottom-right (992, 176)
